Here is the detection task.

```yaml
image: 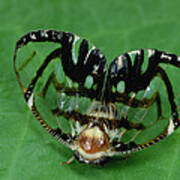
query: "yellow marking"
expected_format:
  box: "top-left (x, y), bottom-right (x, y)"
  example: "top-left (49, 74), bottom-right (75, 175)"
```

top-left (61, 156), bottom-right (75, 165)
top-left (128, 92), bottom-right (136, 106)
top-left (86, 102), bottom-right (117, 120)
top-left (22, 87), bottom-right (27, 93)
top-left (18, 51), bottom-right (36, 71)
top-left (84, 126), bottom-right (104, 139)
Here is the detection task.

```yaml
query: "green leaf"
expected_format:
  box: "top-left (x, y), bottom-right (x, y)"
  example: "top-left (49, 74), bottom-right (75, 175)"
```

top-left (1, 0), bottom-right (180, 180)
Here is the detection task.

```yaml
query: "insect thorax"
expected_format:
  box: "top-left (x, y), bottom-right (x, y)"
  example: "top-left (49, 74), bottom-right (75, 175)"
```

top-left (86, 101), bottom-right (118, 121)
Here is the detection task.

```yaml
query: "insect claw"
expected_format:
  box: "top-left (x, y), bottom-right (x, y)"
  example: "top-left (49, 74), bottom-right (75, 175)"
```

top-left (60, 156), bottom-right (75, 165)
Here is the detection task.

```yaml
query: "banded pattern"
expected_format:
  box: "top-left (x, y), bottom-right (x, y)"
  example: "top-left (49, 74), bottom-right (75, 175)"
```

top-left (13, 30), bottom-right (180, 165)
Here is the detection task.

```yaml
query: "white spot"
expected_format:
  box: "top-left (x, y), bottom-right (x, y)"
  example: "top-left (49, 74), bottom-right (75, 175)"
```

top-left (73, 35), bottom-right (80, 43)
top-left (99, 53), bottom-right (104, 58)
top-left (27, 93), bottom-right (34, 109)
top-left (146, 86), bottom-right (150, 91)
top-left (72, 35), bottom-right (80, 64)
top-left (60, 101), bottom-right (65, 109)
top-left (115, 144), bottom-right (121, 148)
top-left (92, 64), bottom-right (99, 75)
top-left (128, 50), bottom-right (141, 55)
top-left (58, 92), bottom-right (66, 109)
top-left (57, 33), bottom-right (63, 40)
top-left (30, 33), bottom-right (36, 40)
top-left (174, 122), bottom-right (178, 126)
top-left (177, 56), bottom-right (180, 62)
top-left (148, 49), bottom-right (155, 58)
top-left (143, 86), bottom-right (151, 98)
top-left (69, 35), bottom-right (73, 42)
top-left (41, 30), bottom-right (48, 38)
top-left (84, 46), bottom-right (96, 64)
top-left (168, 118), bottom-right (175, 135)
top-left (127, 150), bottom-right (131, 154)
top-left (117, 56), bottom-right (123, 70)
top-left (22, 38), bottom-right (26, 42)
top-left (60, 92), bottom-right (65, 97)
top-left (161, 53), bottom-right (172, 61)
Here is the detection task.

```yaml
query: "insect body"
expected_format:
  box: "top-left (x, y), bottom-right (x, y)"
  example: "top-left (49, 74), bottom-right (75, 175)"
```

top-left (13, 30), bottom-right (180, 165)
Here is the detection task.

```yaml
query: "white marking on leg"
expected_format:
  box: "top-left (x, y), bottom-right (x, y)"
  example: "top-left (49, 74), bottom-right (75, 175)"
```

top-left (68, 35), bottom-right (73, 43)
top-left (84, 46), bottom-right (96, 64)
top-left (168, 118), bottom-right (175, 135)
top-left (128, 50), bottom-right (141, 55)
top-left (27, 93), bottom-right (34, 109)
top-left (30, 33), bottom-right (36, 40)
top-left (177, 56), bottom-right (180, 62)
top-left (22, 38), bottom-right (26, 42)
top-left (57, 32), bottom-right (63, 40)
top-left (40, 30), bottom-right (48, 38)
top-left (148, 49), bottom-right (155, 58)
top-left (72, 35), bottom-right (80, 65)
top-left (92, 64), bottom-right (99, 75)
top-left (51, 31), bottom-right (56, 40)
top-left (161, 53), bottom-right (172, 61)
top-left (117, 55), bottom-right (123, 70)
top-left (99, 52), bottom-right (104, 58)
top-left (70, 122), bottom-right (75, 137)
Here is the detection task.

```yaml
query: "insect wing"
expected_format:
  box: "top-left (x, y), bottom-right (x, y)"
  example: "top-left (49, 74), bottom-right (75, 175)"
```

top-left (13, 30), bottom-right (107, 134)
top-left (106, 49), bottom-right (180, 150)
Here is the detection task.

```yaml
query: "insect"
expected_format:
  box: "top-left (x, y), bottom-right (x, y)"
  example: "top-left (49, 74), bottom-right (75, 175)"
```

top-left (13, 30), bottom-right (180, 165)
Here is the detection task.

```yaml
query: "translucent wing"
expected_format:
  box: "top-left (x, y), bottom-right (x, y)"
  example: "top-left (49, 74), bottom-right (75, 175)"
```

top-left (105, 49), bottom-right (180, 154)
top-left (13, 30), bottom-right (107, 141)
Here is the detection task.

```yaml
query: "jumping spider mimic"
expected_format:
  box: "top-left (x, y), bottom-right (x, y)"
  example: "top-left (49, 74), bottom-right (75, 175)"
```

top-left (13, 30), bottom-right (180, 165)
